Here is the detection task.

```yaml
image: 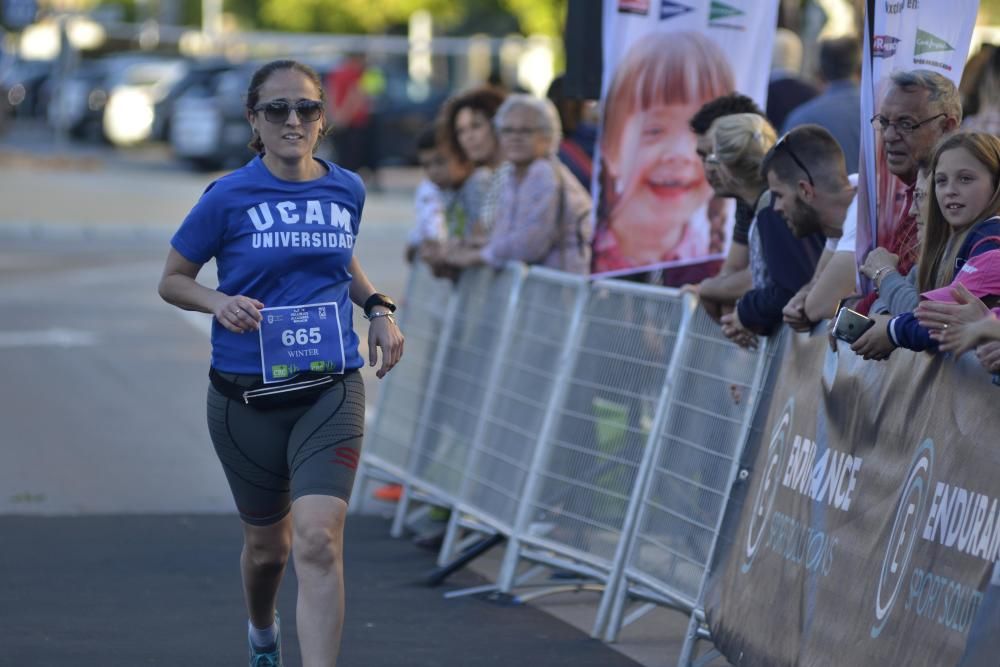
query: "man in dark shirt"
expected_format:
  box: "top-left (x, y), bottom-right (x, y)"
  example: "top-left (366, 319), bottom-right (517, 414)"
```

top-left (782, 37), bottom-right (862, 174)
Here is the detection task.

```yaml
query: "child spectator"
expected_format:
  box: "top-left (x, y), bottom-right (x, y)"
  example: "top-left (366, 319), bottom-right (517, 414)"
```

top-left (406, 126), bottom-right (449, 263)
top-left (883, 132), bottom-right (1000, 352)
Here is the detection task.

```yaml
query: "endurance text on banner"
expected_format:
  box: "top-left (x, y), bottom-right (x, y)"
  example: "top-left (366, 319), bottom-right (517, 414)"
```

top-left (704, 332), bottom-right (999, 666)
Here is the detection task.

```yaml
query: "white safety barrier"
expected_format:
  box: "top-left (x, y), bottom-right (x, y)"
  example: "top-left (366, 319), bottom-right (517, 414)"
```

top-left (355, 263), bottom-right (774, 666)
top-left (439, 268), bottom-right (589, 564)
top-left (495, 279), bottom-right (691, 592)
top-left (594, 307), bottom-right (776, 641)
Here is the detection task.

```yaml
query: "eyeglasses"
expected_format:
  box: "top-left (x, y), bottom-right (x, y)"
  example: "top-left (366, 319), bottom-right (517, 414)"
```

top-left (773, 132), bottom-right (814, 186)
top-left (498, 126), bottom-right (540, 138)
top-left (870, 112), bottom-right (946, 135)
top-left (252, 100), bottom-right (324, 124)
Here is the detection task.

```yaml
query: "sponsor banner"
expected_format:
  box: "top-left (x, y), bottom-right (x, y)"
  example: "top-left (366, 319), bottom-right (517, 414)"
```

top-left (856, 0), bottom-right (979, 290)
top-left (594, 0), bottom-right (779, 285)
top-left (705, 332), bottom-right (998, 666)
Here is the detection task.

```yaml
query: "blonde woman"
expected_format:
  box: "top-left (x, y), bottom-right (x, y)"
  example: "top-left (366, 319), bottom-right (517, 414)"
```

top-left (708, 113), bottom-right (825, 346)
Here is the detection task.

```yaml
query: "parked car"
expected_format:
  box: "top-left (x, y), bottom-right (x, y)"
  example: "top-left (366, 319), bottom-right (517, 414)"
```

top-left (103, 57), bottom-right (189, 146)
top-left (150, 59), bottom-right (235, 143)
top-left (46, 59), bottom-right (111, 141)
top-left (48, 53), bottom-right (191, 144)
top-left (368, 67), bottom-right (451, 166)
top-left (170, 59), bottom-right (451, 171)
top-left (169, 62), bottom-right (263, 170)
top-left (1, 57), bottom-right (55, 119)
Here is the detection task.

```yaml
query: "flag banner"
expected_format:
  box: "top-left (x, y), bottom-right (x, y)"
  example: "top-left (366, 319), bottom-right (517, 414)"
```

top-left (856, 0), bottom-right (979, 287)
top-left (593, 0), bottom-right (779, 285)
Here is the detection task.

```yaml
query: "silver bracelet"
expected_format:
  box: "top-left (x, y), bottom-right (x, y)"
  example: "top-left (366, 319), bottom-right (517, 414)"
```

top-left (365, 311), bottom-right (396, 323)
top-left (872, 266), bottom-right (892, 289)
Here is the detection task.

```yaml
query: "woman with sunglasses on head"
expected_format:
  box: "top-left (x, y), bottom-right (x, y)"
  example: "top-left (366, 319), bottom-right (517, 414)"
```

top-left (707, 114), bottom-right (825, 348)
top-left (158, 60), bottom-right (404, 667)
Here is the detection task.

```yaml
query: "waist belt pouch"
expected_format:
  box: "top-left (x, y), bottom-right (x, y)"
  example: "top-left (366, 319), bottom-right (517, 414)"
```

top-left (209, 368), bottom-right (344, 410)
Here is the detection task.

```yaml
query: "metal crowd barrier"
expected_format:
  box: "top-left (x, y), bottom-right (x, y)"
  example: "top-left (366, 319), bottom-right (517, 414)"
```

top-left (390, 263), bottom-right (525, 537)
top-left (495, 279), bottom-right (692, 598)
top-left (594, 307), bottom-right (776, 641)
top-left (352, 261), bottom-right (456, 509)
top-left (355, 262), bottom-right (776, 666)
top-left (439, 267), bottom-right (590, 565)
top-left (675, 329), bottom-right (788, 666)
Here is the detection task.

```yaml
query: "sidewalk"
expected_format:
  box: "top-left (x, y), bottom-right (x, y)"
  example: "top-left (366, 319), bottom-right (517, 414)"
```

top-left (1, 513), bottom-right (642, 666)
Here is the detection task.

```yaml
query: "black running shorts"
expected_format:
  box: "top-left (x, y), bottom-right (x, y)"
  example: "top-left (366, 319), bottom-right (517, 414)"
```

top-left (206, 370), bottom-right (365, 526)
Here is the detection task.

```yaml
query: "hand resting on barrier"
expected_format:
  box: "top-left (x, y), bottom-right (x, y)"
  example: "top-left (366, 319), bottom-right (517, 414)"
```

top-left (783, 287), bottom-right (813, 332)
top-left (720, 309), bottom-right (758, 349)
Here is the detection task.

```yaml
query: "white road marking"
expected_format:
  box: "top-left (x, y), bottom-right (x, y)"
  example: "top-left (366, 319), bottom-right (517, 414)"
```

top-left (2, 260), bottom-right (162, 293)
top-left (0, 328), bottom-right (98, 347)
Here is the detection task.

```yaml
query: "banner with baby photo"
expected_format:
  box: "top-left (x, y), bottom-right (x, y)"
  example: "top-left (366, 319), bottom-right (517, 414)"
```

top-left (593, 0), bottom-right (779, 285)
top-left (856, 0), bottom-right (979, 290)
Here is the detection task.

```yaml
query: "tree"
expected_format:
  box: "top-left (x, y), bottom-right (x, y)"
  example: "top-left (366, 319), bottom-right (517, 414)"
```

top-left (258, 0), bottom-right (461, 34)
top-left (500, 0), bottom-right (566, 38)
top-left (254, 0), bottom-right (567, 37)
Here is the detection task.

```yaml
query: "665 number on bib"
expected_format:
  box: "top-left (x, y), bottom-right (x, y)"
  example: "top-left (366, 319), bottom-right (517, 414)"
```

top-left (282, 328), bottom-right (322, 346)
top-left (258, 302), bottom-right (345, 383)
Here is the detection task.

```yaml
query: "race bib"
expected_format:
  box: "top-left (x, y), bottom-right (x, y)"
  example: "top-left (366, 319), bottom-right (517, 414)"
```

top-left (258, 302), bottom-right (345, 383)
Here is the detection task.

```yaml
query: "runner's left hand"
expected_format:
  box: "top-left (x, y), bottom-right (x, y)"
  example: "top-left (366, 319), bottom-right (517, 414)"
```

top-left (368, 313), bottom-right (404, 379)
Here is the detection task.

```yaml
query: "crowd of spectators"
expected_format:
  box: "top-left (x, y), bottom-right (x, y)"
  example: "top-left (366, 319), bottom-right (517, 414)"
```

top-left (401, 35), bottom-right (1000, 383)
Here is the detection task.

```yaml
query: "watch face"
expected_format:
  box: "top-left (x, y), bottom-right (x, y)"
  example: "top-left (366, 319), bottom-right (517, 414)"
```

top-left (366, 293), bottom-right (396, 313)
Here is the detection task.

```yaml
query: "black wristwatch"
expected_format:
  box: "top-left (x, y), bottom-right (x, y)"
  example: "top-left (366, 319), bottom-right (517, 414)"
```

top-left (363, 293), bottom-right (397, 318)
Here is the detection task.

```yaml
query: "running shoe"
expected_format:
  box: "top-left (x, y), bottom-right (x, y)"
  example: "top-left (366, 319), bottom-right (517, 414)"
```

top-left (249, 613), bottom-right (282, 667)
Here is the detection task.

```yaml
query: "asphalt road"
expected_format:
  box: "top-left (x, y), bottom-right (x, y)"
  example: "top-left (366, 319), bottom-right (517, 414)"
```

top-left (0, 123), bottom-right (700, 667)
top-left (1, 513), bottom-right (642, 666)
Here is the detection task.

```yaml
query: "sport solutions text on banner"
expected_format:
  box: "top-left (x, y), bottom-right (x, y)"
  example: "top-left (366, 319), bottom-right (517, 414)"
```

top-left (592, 0), bottom-right (779, 285)
top-left (704, 332), bottom-right (999, 666)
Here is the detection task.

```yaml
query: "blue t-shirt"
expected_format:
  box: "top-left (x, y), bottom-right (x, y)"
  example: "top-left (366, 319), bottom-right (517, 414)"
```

top-left (171, 156), bottom-right (366, 374)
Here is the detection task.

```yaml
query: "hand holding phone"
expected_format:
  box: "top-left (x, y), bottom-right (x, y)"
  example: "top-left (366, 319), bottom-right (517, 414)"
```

top-left (833, 306), bottom-right (876, 344)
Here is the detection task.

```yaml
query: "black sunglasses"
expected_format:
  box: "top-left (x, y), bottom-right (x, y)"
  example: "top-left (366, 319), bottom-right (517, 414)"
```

top-left (773, 132), bottom-right (814, 186)
top-left (252, 100), bottom-right (324, 124)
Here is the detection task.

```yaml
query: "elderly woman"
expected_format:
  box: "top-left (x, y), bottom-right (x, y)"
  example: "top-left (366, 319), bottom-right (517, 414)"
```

top-left (447, 94), bottom-right (593, 274)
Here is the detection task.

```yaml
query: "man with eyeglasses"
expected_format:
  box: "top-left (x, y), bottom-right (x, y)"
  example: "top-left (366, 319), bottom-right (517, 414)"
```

top-left (762, 125), bottom-right (859, 330)
top-left (855, 69), bottom-right (961, 314)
